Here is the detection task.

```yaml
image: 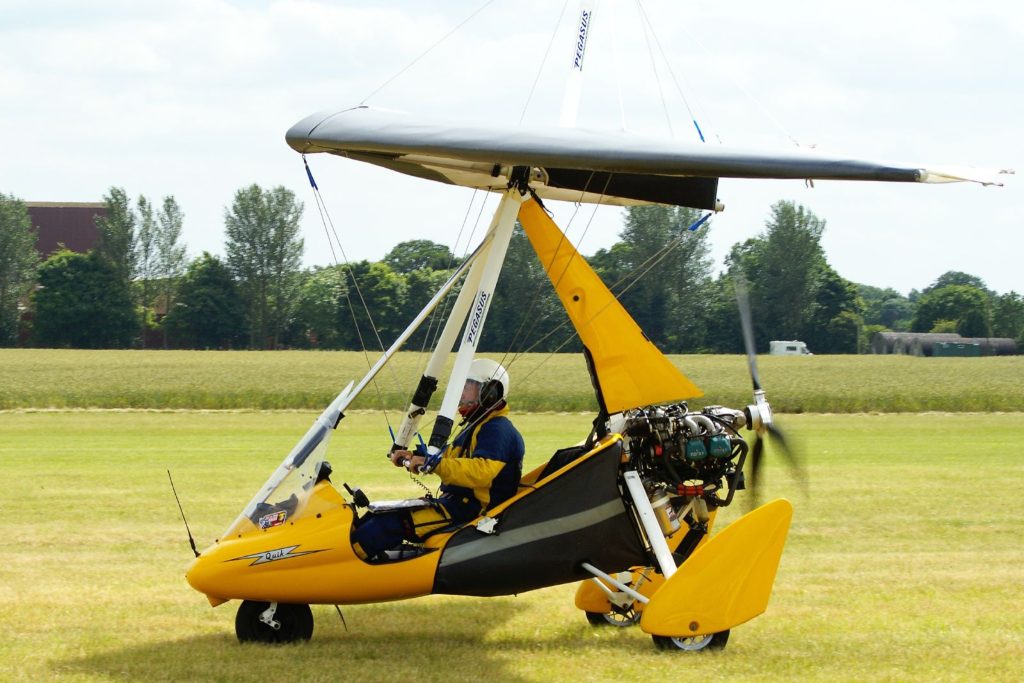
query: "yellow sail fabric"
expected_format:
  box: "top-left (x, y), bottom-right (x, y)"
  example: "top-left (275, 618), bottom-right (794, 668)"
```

top-left (517, 199), bottom-right (702, 413)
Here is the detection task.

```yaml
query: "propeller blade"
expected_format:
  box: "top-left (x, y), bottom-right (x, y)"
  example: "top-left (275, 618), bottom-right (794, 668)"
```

top-left (766, 422), bottom-right (808, 496)
top-left (765, 422), bottom-right (790, 453)
top-left (734, 275), bottom-right (762, 392)
top-left (747, 435), bottom-right (764, 509)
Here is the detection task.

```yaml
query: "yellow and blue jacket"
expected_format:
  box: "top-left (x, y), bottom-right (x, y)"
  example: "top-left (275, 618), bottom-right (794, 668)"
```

top-left (435, 404), bottom-right (524, 521)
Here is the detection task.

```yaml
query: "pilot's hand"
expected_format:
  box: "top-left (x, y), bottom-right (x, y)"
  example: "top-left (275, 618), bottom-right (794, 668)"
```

top-left (390, 449), bottom-right (413, 467)
top-left (404, 454), bottom-right (426, 473)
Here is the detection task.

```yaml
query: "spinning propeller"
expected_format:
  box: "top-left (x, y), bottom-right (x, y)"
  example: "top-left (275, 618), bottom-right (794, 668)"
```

top-left (734, 277), bottom-right (806, 506)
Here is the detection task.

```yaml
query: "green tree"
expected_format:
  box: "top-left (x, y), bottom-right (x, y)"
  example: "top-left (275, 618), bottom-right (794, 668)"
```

top-left (911, 284), bottom-right (992, 337)
top-left (590, 205), bottom-right (713, 352)
top-left (32, 249), bottom-right (137, 348)
top-left (224, 185), bottom-right (304, 348)
top-left (930, 319), bottom-right (959, 333)
top-left (384, 240), bottom-right (456, 274)
top-left (859, 284), bottom-right (913, 331)
top-left (805, 266), bottom-right (864, 353)
top-left (724, 201), bottom-right (827, 350)
top-left (992, 292), bottom-right (1024, 341)
top-left (702, 274), bottom-right (744, 353)
top-left (483, 225), bottom-right (570, 354)
top-left (163, 253), bottom-right (245, 349)
top-left (95, 187), bottom-right (137, 284)
top-left (336, 260), bottom-right (408, 350)
top-left (402, 266), bottom-right (462, 351)
top-left (825, 310), bottom-right (864, 354)
top-left (0, 194), bottom-right (40, 346)
top-left (154, 196), bottom-right (188, 346)
top-left (136, 195), bottom-right (158, 313)
top-left (923, 271), bottom-right (991, 297)
top-left (290, 265), bottom-right (349, 348)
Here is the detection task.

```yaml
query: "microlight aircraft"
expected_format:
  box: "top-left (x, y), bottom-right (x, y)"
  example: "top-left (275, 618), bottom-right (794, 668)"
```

top-left (184, 105), bottom-right (1008, 651)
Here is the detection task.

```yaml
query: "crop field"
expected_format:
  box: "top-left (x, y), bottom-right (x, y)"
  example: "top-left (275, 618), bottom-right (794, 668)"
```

top-left (3, 410), bottom-right (1023, 682)
top-left (1, 349), bottom-right (1023, 412)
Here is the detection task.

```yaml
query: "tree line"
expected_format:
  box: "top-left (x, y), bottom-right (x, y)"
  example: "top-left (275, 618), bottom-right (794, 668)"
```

top-left (1, 188), bottom-right (1021, 353)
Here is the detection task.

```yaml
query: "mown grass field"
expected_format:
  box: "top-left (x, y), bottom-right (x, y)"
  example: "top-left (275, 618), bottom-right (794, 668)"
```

top-left (1, 349), bottom-right (1023, 412)
top-left (3, 411), bottom-right (1023, 682)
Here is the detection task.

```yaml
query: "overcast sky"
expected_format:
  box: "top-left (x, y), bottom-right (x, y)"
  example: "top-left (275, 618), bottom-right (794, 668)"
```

top-left (2, 0), bottom-right (1020, 295)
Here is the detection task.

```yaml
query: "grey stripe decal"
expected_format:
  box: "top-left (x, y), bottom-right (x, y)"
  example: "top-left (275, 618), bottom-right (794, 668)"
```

top-left (439, 498), bottom-right (627, 569)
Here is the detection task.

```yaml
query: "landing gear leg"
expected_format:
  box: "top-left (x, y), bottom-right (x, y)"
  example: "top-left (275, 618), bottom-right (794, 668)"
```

top-left (235, 600), bottom-right (314, 643)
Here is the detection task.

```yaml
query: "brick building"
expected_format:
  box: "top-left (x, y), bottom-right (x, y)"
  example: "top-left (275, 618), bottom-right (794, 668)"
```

top-left (26, 202), bottom-right (106, 256)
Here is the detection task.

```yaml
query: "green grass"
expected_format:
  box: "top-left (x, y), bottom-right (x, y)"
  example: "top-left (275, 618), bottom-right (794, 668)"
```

top-left (2, 349), bottom-right (1022, 412)
top-left (3, 411), bottom-right (1023, 682)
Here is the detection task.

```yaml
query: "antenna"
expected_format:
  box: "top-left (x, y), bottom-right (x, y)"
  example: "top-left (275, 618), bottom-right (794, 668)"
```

top-left (168, 470), bottom-right (199, 558)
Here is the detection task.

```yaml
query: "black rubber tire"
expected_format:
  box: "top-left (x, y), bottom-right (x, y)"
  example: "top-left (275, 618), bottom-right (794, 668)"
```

top-left (585, 610), bottom-right (640, 627)
top-left (235, 600), bottom-right (314, 644)
top-left (652, 629), bottom-right (729, 652)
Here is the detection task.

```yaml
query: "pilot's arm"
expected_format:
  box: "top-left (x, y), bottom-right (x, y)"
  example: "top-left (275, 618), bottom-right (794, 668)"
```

top-left (390, 448), bottom-right (505, 486)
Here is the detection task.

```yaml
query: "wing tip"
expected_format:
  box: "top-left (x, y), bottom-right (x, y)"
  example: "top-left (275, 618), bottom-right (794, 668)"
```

top-left (918, 166), bottom-right (1014, 186)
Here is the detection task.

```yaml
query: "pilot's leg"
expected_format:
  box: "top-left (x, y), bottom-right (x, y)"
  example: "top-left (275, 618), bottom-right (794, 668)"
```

top-left (408, 505), bottom-right (453, 539)
top-left (351, 510), bottom-right (411, 559)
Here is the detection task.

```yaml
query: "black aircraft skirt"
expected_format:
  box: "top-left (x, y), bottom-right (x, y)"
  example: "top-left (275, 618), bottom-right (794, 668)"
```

top-left (433, 441), bottom-right (648, 597)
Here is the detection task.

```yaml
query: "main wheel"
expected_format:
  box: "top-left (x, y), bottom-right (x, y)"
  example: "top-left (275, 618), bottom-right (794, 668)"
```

top-left (585, 609), bottom-right (640, 627)
top-left (235, 600), bottom-right (314, 644)
top-left (652, 629), bottom-right (729, 652)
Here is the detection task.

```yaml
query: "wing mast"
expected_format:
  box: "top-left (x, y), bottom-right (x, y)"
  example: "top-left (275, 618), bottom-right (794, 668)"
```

top-left (560, 0), bottom-right (597, 128)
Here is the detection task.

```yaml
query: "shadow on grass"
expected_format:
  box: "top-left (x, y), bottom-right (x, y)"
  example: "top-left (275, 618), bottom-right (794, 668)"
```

top-left (58, 599), bottom-right (533, 683)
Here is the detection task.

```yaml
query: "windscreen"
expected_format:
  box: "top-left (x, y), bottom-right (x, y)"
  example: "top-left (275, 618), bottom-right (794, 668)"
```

top-left (220, 424), bottom-right (333, 540)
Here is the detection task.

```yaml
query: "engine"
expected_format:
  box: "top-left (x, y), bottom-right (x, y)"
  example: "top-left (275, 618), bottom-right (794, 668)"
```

top-left (617, 402), bottom-right (749, 518)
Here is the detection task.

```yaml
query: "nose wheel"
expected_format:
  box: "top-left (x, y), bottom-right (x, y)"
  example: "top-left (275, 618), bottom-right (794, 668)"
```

top-left (235, 600), bottom-right (314, 643)
top-left (585, 607), bottom-right (640, 627)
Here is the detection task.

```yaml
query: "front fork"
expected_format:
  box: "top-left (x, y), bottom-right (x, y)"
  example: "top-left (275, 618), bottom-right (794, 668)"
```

top-left (259, 602), bottom-right (281, 631)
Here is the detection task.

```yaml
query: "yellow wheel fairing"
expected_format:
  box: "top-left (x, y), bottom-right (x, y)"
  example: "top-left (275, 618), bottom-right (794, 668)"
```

top-left (639, 499), bottom-right (793, 637)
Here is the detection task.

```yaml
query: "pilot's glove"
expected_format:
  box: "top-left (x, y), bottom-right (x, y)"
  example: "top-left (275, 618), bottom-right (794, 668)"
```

top-left (390, 449), bottom-right (412, 467)
top-left (404, 454), bottom-right (427, 472)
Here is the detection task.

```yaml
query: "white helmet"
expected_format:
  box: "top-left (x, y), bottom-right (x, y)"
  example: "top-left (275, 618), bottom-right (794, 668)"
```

top-left (466, 358), bottom-right (510, 406)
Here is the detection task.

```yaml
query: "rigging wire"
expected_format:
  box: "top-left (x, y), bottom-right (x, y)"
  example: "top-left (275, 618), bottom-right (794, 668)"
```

top-left (497, 173), bottom-right (612, 375)
top-left (634, 0), bottom-right (707, 143)
top-left (417, 188), bottom-right (481, 357)
top-left (409, 188), bottom-right (488, 416)
top-left (498, 4), bottom-right (721, 378)
top-left (519, 0), bottom-right (572, 125)
top-left (608, 0), bottom-right (627, 130)
top-left (303, 156), bottom-right (401, 431)
top-left (423, 190), bottom-right (493, 355)
top-left (360, 0), bottom-right (497, 105)
top-left (634, 0), bottom-right (674, 138)
top-left (660, 6), bottom-right (800, 147)
top-left (411, 189), bottom-right (494, 447)
top-left (331, 1), bottom-right (731, 445)
top-left (510, 210), bottom-right (713, 388)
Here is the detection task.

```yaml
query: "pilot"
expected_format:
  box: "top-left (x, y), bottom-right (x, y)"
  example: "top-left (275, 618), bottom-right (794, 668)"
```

top-left (352, 358), bottom-right (525, 559)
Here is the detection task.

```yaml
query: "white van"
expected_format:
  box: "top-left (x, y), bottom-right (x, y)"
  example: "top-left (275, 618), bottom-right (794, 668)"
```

top-left (769, 340), bottom-right (812, 356)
